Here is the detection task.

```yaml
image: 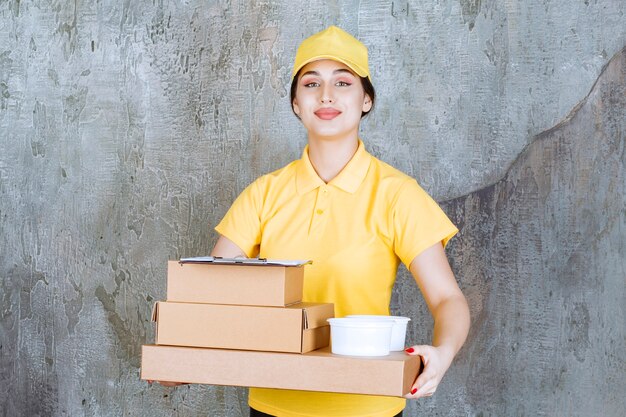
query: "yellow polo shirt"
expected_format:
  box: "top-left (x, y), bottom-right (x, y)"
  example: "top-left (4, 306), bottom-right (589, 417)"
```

top-left (215, 140), bottom-right (457, 417)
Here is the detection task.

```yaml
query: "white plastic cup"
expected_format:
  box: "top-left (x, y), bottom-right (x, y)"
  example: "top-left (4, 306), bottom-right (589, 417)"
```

top-left (327, 318), bottom-right (394, 356)
top-left (346, 315), bottom-right (411, 351)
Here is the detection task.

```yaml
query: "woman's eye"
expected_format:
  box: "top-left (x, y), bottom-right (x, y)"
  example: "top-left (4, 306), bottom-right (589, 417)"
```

top-left (303, 82), bottom-right (319, 88)
top-left (336, 81), bottom-right (352, 87)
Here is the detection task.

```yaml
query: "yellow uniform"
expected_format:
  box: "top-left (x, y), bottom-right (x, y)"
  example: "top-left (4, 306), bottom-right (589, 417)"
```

top-left (216, 140), bottom-right (457, 417)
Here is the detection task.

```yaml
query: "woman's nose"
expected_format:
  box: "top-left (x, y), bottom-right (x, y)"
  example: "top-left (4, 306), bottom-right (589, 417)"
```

top-left (320, 85), bottom-right (333, 103)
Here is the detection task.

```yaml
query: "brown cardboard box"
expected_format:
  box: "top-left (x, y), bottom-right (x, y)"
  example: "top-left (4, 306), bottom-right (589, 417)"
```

top-left (153, 301), bottom-right (333, 353)
top-left (141, 345), bottom-right (421, 397)
top-left (167, 259), bottom-right (307, 306)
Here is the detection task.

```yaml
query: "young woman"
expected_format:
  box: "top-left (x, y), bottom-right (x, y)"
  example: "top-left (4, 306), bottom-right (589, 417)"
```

top-left (210, 26), bottom-right (471, 417)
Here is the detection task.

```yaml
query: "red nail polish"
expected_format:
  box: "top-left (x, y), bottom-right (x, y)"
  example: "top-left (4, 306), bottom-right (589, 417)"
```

top-left (411, 388), bottom-right (417, 395)
top-left (405, 347), bottom-right (414, 353)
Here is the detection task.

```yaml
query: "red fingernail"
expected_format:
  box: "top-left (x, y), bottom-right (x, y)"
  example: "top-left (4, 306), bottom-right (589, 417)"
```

top-left (405, 347), bottom-right (414, 353)
top-left (411, 388), bottom-right (417, 395)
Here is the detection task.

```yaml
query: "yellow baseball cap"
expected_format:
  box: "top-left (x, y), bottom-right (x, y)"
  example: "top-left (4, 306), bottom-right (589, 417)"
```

top-left (291, 26), bottom-right (370, 81)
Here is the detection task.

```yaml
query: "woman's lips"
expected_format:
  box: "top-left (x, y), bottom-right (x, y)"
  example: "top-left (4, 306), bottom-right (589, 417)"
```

top-left (314, 108), bottom-right (341, 120)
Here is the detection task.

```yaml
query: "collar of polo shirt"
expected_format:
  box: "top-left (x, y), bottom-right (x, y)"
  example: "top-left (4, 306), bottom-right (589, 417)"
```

top-left (295, 140), bottom-right (372, 195)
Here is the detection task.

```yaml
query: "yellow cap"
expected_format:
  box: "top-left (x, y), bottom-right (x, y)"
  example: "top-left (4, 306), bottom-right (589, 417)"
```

top-left (291, 26), bottom-right (370, 80)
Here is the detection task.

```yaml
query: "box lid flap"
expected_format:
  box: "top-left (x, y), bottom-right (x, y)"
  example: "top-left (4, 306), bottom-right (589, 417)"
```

top-left (151, 302), bottom-right (159, 322)
top-left (301, 303), bottom-right (335, 329)
top-left (179, 257), bottom-right (312, 267)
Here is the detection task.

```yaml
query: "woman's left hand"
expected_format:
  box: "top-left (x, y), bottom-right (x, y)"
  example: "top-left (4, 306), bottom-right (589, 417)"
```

top-left (403, 344), bottom-right (455, 399)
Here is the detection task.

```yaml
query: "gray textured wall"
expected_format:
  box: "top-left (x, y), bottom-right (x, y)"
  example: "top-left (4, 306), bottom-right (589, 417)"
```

top-left (1, 1), bottom-right (624, 416)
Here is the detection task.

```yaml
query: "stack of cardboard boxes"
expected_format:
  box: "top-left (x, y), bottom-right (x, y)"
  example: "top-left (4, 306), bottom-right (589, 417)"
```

top-left (141, 258), bottom-right (421, 397)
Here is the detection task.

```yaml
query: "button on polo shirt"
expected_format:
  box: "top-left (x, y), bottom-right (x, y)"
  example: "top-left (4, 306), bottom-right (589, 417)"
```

top-left (215, 140), bottom-right (458, 417)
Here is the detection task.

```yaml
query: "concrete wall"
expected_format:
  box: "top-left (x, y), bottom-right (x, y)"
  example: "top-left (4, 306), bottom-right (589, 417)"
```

top-left (1, 1), bottom-right (624, 416)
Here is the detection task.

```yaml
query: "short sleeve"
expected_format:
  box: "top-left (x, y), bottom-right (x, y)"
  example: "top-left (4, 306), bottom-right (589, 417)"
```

top-left (214, 179), bottom-right (263, 258)
top-left (392, 179), bottom-right (458, 268)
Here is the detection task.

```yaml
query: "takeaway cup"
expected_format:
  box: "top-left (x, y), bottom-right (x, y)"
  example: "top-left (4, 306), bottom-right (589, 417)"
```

top-left (327, 318), bottom-right (394, 356)
top-left (346, 315), bottom-right (411, 351)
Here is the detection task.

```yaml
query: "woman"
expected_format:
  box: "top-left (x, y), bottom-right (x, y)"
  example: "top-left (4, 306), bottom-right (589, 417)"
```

top-left (210, 26), bottom-right (470, 417)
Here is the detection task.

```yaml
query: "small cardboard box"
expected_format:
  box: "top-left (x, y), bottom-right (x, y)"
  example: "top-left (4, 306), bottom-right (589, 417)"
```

top-left (141, 345), bottom-right (422, 397)
top-left (167, 258), bottom-right (309, 306)
top-left (153, 301), bottom-right (333, 353)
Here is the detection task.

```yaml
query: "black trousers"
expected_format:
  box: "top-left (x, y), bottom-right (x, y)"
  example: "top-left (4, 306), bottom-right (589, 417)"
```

top-left (250, 408), bottom-right (403, 417)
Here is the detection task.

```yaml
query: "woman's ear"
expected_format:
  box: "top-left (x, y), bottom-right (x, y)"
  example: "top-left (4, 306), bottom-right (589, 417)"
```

top-left (362, 95), bottom-right (373, 113)
top-left (292, 99), bottom-right (300, 116)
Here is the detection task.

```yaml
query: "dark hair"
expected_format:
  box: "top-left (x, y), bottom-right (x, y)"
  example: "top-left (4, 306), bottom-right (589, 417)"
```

top-left (290, 71), bottom-right (376, 118)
